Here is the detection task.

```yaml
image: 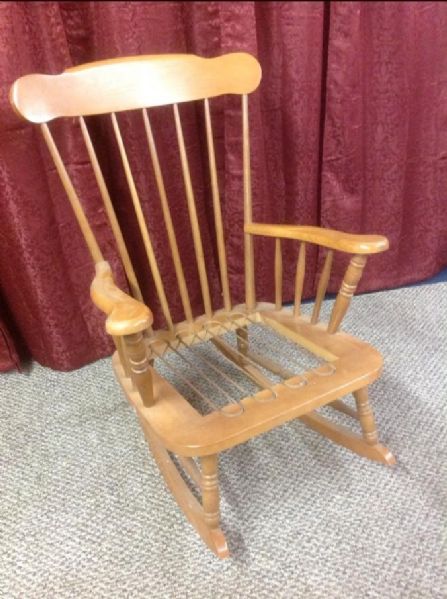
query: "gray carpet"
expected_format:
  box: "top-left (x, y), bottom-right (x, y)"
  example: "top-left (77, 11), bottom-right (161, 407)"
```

top-left (1, 283), bottom-right (446, 598)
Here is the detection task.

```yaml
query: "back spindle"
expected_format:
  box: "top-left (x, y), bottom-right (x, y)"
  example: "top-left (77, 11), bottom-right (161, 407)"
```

top-left (242, 94), bottom-right (256, 311)
top-left (293, 242), bottom-right (306, 318)
top-left (173, 103), bottom-right (213, 318)
top-left (79, 116), bottom-right (143, 302)
top-left (204, 98), bottom-right (232, 313)
top-left (111, 112), bottom-right (174, 331)
top-left (40, 123), bottom-right (103, 264)
top-left (142, 108), bottom-right (193, 323)
top-left (311, 250), bottom-right (334, 325)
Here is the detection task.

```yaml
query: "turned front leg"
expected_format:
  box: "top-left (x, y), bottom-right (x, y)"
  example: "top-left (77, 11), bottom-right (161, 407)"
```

top-left (123, 331), bottom-right (154, 407)
top-left (200, 454), bottom-right (220, 529)
top-left (353, 387), bottom-right (378, 445)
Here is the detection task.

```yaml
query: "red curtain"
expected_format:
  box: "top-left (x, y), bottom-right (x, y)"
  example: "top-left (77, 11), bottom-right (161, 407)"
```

top-left (1, 1), bottom-right (446, 372)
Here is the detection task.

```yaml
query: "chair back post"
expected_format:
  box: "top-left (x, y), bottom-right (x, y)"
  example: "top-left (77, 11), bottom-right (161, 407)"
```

top-left (10, 53), bottom-right (262, 331)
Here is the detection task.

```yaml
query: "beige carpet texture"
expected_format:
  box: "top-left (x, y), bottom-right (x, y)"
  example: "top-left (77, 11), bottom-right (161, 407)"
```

top-left (1, 282), bottom-right (446, 598)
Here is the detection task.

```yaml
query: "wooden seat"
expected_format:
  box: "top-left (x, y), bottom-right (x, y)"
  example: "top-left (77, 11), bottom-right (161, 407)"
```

top-left (11, 53), bottom-right (395, 559)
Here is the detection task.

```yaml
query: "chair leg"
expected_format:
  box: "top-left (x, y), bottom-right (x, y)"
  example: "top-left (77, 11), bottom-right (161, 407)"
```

top-left (200, 454), bottom-right (220, 529)
top-left (299, 385), bottom-right (396, 466)
top-left (353, 386), bottom-right (378, 445)
top-left (138, 416), bottom-right (229, 557)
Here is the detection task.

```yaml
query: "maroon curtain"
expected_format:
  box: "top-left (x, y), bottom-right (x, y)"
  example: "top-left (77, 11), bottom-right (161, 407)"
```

top-left (1, 1), bottom-right (446, 372)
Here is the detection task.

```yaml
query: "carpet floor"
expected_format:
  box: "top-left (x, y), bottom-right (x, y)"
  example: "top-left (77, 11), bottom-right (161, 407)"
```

top-left (1, 282), bottom-right (446, 598)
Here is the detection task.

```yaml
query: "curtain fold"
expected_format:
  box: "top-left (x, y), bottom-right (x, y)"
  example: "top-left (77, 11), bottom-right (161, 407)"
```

top-left (0, 1), bottom-right (446, 372)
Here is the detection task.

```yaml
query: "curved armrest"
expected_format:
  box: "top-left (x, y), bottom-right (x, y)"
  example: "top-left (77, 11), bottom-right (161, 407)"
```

top-left (90, 261), bottom-right (153, 336)
top-left (245, 223), bottom-right (389, 255)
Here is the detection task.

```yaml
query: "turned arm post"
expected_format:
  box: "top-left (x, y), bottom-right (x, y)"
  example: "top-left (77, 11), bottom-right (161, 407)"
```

top-left (327, 254), bottom-right (367, 334)
top-left (123, 331), bottom-right (154, 407)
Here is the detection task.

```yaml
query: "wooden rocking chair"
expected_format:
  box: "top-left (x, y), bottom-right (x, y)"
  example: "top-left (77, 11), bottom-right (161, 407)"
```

top-left (10, 53), bottom-right (395, 558)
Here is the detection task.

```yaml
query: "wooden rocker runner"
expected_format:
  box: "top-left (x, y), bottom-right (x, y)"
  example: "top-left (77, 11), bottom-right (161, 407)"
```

top-left (11, 53), bottom-right (395, 558)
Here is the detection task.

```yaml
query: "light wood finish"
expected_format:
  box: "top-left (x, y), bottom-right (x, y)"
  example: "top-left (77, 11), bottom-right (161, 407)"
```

top-left (293, 242), bottom-right (306, 318)
top-left (173, 103), bottom-right (212, 318)
top-left (111, 112), bottom-right (174, 331)
top-left (79, 116), bottom-right (143, 302)
top-left (12, 52), bottom-right (395, 559)
top-left (353, 387), bottom-right (379, 445)
top-left (243, 94), bottom-right (256, 311)
top-left (311, 250), bottom-right (333, 324)
top-left (90, 261), bottom-right (152, 335)
top-left (40, 124), bottom-right (103, 264)
top-left (245, 223), bottom-right (389, 255)
top-left (177, 455), bottom-right (202, 489)
top-left (328, 398), bottom-right (359, 420)
top-left (112, 313), bottom-right (391, 457)
top-left (299, 412), bottom-right (396, 465)
top-left (113, 335), bottom-right (131, 377)
top-left (200, 454), bottom-right (220, 529)
top-left (140, 416), bottom-right (229, 558)
top-left (124, 332), bottom-right (154, 407)
top-left (204, 99), bottom-right (232, 312)
top-left (142, 108), bottom-right (193, 323)
top-left (327, 255), bottom-right (367, 334)
top-left (275, 238), bottom-right (283, 310)
top-left (11, 53), bottom-right (261, 123)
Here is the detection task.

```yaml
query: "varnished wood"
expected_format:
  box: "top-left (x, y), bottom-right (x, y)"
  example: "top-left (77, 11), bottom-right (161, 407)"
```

top-left (245, 223), bottom-right (389, 255)
top-left (353, 387), bottom-right (379, 445)
top-left (90, 261), bottom-right (152, 335)
top-left (311, 250), bottom-right (333, 325)
top-left (200, 454), bottom-right (220, 529)
top-left (142, 108), bottom-right (193, 323)
top-left (299, 412), bottom-right (395, 465)
top-left (113, 336), bottom-right (131, 378)
top-left (11, 53), bottom-right (262, 123)
top-left (327, 255), bottom-right (367, 334)
top-left (243, 94), bottom-right (256, 311)
top-left (328, 398), bottom-right (359, 420)
top-left (111, 112), bottom-right (174, 331)
top-left (293, 242), bottom-right (306, 318)
top-left (204, 99), bottom-right (231, 312)
top-left (79, 116), bottom-right (143, 302)
top-left (178, 455), bottom-right (202, 489)
top-left (12, 52), bottom-right (394, 559)
top-left (275, 238), bottom-right (283, 310)
top-left (124, 332), bottom-right (154, 407)
top-left (140, 417), bottom-right (229, 558)
top-left (173, 103), bottom-right (212, 318)
top-left (40, 124), bottom-right (103, 264)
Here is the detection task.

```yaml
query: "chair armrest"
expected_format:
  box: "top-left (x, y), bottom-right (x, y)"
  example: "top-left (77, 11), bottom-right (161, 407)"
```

top-left (244, 223), bottom-right (389, 255)
top-left (90, 261), bottom-right (153, 336)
